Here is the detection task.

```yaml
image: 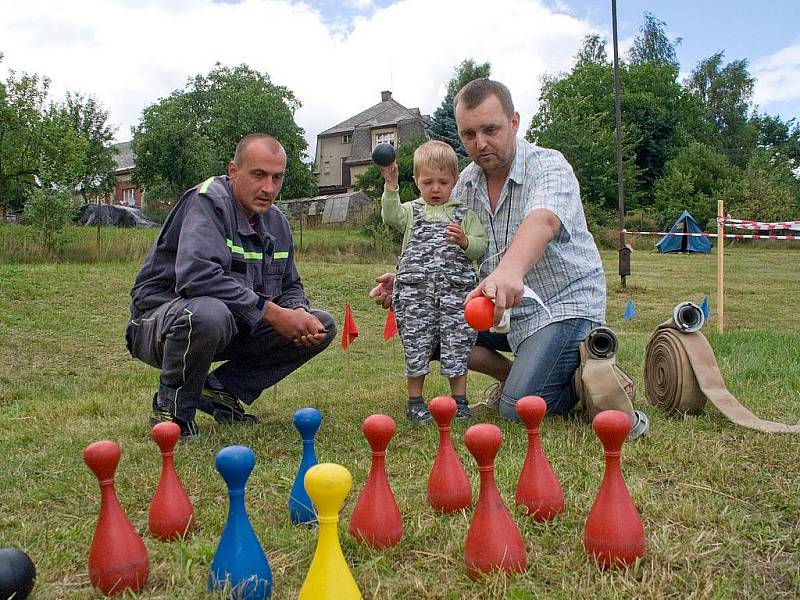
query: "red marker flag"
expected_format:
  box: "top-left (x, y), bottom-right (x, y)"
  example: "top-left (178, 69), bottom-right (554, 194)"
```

top-left (383, 309), bottom-right (398, 340)
top-left (341, 303), bottom-right (359, 349)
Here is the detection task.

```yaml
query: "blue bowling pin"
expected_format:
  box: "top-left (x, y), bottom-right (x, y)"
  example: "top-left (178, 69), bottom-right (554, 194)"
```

top-left (209, 446), bottom-right (272, 599)
top-left (289, 408), bottom-right (322, 525)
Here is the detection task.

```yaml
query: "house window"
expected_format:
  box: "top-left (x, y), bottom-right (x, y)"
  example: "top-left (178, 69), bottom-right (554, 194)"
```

top-left (123, 188), bottom-right (136, 206)
top-left (374, 132), bottom-right (395, 148)
top-left (341, 133), bottom-right (352, 144)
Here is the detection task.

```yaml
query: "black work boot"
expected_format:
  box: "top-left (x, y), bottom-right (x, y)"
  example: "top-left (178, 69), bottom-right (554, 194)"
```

top-left (149, 393), bottom-right (199, 441)
top-left (199, 386), bottom-right (259, 425)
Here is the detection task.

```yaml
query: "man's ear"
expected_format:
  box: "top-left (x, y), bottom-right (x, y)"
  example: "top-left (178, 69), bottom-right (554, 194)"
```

top-left (511, 111), bottom-right (520, 135)
top-left (227, 160), bottom-right (237, 178)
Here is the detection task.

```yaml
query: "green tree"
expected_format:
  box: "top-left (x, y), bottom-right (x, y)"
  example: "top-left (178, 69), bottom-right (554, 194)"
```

top-left (686, 52), bottom-right (757, 166)
top-left (428, 59), bottom-right (491, 158)
top-left (528, 31), bottom-right (704, 211)
top-left (722, 150), bottom-right (800, 222)
top-left (628, 12), bottom-right (681, 67)
top-left (653, 141), bottom-right (737, 229)
top-left (575, 33), bottom-right (608, 66)
top-left (132, 63), bottom-right (315, 202)
top-left (623, 61), bottom-right (706, 200)
top-left (0, 62), bottom-right (50, 214)
top-left (529, 60), bottom-right (637, 212)
top-left (58, 92), bottom-right (117, 202)
top-left (752, 113), bottom-right (800, 168)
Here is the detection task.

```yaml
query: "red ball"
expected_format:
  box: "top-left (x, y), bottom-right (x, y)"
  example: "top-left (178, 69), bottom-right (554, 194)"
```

top-left (464, 297), bottom-right (495, 331)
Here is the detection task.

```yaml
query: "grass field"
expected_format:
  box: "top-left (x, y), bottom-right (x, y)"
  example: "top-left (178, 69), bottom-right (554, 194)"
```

top-left (0, 226), bottom-right (798, 599)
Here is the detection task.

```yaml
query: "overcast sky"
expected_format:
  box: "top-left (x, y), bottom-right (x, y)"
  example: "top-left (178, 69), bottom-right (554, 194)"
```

top-left (1, 0), bottom-right (798, 160)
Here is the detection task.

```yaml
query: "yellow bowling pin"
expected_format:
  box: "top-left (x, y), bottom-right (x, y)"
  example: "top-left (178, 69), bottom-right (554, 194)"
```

top-left (299, 463), bottom-right (362, 600)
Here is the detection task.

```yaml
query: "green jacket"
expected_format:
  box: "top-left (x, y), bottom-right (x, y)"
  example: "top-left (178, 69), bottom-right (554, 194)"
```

top-left (381, 186), bottom-right (488, 262)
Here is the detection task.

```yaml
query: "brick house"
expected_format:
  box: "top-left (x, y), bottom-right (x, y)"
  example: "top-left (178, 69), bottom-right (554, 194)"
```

top-left (314, 91), bottom-right (430, 194)
top-left (112, 141), bottom-right (143, 208)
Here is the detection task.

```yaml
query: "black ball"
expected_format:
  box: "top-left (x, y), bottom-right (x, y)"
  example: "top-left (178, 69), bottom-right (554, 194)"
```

top-left (371, 143), bottom-right (396, 167)
top-left (0, 548), bottom-right (35, 600)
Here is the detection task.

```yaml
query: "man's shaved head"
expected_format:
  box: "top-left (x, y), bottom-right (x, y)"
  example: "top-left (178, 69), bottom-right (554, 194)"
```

top-left (233, 133), bottom-right (285, 166)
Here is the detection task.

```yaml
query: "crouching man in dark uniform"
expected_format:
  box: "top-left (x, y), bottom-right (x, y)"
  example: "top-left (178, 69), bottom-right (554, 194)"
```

top-left (126, 133), bottom-right (336, 439)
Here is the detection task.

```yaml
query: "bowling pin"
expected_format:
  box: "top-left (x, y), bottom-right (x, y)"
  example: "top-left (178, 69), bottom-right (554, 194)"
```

top-left (463, 424), bottom-right (527, 579)
top-left (289, 407), bottom-right (322, 525)
top-left (299, 463), bottom-right (362, 600)
top-left (148, 422), bottom-right (195, 541)
top-left (209, 446), bottom-right (272, 599)
top-left (583, 410), bottom-right (646, 568)
top-left (83, 440), bottom-right (149, 596)
top-left (427, 396), bottom-right (472, 512)
top-left (514, 396), bottom-right (564, 522)
top-left (348, 414), bottom-right (403, 548)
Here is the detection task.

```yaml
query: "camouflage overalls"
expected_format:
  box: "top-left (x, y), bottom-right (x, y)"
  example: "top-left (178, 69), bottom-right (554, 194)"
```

top-left (392, 203), bottom-right (478, 378)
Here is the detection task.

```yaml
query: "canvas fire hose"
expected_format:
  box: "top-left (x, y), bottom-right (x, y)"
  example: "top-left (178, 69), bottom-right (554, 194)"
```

top-left (574, 326), bottom-right (636, 420)
top-left (644, 302), bottom-right (800, 434)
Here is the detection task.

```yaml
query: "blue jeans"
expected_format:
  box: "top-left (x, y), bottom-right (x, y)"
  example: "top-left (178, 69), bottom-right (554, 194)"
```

top-left (489, 318), bottom-right (597, 420)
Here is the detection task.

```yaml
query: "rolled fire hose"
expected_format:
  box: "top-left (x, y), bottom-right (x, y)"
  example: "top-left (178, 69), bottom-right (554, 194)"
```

top-left (644, 302), bottom-right (800, 434)
top-left (574, 326), bottom-right (636, 420)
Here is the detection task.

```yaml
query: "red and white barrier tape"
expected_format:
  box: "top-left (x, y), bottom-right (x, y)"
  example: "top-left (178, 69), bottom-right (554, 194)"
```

top-left (719, 216), bottom-right (800, 231)
top-left (622, 229), bottom-right (800, 240)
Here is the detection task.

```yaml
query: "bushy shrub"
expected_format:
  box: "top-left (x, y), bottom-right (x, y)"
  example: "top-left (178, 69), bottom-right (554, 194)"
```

top-left (624, 209), bottom-right (659, 233)
top-left (23, 187), bottom-right (81, 253)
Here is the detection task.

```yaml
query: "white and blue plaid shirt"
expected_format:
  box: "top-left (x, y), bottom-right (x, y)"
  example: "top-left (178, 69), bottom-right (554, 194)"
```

top-left (453, 138), bottom-right (606, 351)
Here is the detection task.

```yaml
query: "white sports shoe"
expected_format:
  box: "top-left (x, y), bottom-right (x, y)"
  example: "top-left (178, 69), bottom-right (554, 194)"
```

top-left (469, 382), bottom-right (503, 410)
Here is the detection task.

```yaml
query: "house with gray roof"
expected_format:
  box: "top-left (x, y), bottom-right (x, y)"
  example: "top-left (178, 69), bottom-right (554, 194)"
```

top-left (314, 91), bottom-right (430, 194)
top-left (112, 141), bottom-right (143, 208)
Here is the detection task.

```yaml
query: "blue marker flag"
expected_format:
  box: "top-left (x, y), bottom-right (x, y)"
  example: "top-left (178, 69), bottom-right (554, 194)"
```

top-left (700, 296), bottom-right (710, 319)
top-left (623, 298), bottom-right (637, 321)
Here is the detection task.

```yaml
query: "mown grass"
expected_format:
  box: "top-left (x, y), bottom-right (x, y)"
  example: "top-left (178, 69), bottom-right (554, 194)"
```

top-left (0, 230), bottom-right (798, 599)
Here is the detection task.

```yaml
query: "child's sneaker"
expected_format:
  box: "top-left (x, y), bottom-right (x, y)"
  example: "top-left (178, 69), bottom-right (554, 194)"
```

top-left (454, 400), bottom-right (474, 422)
top-left (406, 402), bottom-right (433, 425)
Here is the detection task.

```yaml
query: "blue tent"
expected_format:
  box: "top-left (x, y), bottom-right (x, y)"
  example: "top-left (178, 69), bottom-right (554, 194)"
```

top-left (656, 210), bottom-right (712, 253)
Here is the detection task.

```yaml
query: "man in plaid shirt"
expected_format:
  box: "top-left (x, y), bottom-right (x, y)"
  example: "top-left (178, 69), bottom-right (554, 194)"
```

top-left (371, 79), bottom-right (606, 420)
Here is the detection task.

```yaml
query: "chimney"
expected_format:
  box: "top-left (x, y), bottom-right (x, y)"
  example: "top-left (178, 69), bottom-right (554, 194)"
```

top-left (381, 90), bottom-right (392, 102)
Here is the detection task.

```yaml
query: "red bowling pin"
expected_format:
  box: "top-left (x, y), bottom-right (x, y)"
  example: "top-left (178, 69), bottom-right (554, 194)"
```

top-left (515, 396), bottom-right (564, 522)
top-left (83, 441), bottom-right (149, 596)
top-left (148, 422), bottom-right (195, 541)
top-left (583, 410), bottom-right (646, 568)
top-left (349, 414), bottom-right (403, 548)
top-left (427, 396), bottom-right (472, 512)
top-left (463, 424), bottom-right (527, 579)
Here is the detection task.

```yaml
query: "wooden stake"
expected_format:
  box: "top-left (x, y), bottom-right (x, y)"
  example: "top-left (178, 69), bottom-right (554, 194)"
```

top-left (717, 199), bottom-right (725, 334)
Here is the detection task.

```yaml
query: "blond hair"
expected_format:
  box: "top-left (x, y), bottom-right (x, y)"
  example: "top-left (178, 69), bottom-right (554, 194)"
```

top-left (413, 140), bottom-right (459, 180)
